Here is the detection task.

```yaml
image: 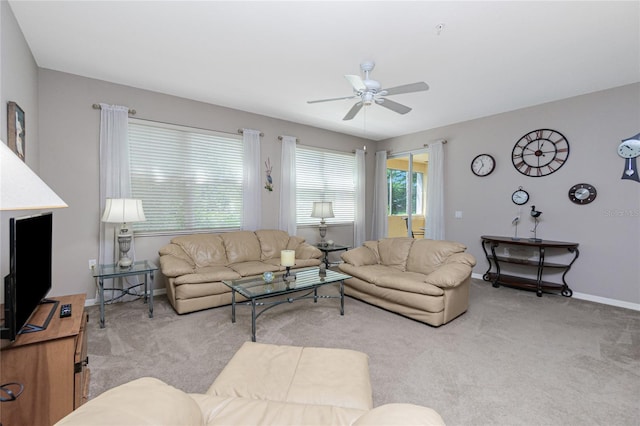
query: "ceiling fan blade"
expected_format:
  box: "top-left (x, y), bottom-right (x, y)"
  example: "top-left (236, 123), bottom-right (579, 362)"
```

top-left (383, 82), bottom-right (429, 96)
top-left (307, 95), bottom-right (357, 104)
top-left (345, 75), bottom-right (366, 92)
top-left (343, 102), bottom-right (364, 121)
top-left (377, 98), bottom-right (412, 115)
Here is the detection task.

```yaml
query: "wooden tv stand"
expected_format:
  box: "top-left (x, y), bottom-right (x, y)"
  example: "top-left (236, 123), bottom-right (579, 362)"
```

top-left (1, 294), bottom-right (89, 426)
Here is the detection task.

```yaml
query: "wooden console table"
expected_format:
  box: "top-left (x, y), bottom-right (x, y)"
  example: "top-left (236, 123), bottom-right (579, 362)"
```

top-left (1, 294), bottom-right (89, 426)
top-left (481, 236), bottom-right (579, 297)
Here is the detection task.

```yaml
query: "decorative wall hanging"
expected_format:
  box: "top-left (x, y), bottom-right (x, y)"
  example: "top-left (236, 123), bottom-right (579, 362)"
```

top-left (264, 158), bottom-right (273, 191)
top-left (568, 183), bottom-right (597, 204)
top-left (512, 129), bottom-right (569, 177)
top-left (617, 133), bottom-right (640, 183)
top-left (7, 102), bottom-right (25, 161)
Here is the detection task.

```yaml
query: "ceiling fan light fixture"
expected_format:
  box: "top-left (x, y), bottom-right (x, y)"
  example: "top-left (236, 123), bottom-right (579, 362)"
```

top-left (362, 92), bottom-right (374, 105)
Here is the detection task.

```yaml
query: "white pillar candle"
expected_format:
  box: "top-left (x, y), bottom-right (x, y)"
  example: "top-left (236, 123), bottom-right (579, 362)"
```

top-left (280, 250), bottom-right (295, 267)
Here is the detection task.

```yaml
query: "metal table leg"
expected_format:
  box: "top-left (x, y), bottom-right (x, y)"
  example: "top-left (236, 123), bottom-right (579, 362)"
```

top-left (99, 277), bottom-right (105, 328)
top-left (148, 271), bottom-right (154, 318)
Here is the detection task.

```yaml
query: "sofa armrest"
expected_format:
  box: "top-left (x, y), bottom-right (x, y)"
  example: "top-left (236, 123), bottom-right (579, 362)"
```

top-left (341, 246), bottom-right (378, 267)
top-left (54, 378), bottom-right (204, 426)
top-left (445, 252), bottom-right (477, 267)
top-left (159, 254), bottom-right (195, 277)
top-left (424, 263), bottom-right (472, 289)
top-left (353, 403), bottom-right (445, 426)
top-left (295, 242), bottom-right (323, 260)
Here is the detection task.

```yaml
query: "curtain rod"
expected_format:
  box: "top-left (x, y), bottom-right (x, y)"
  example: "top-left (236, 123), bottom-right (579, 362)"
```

top-left (237, 129), bottom-right (264, 137)
top-left (92, 103), bottom-right (136, 115)
top-left (278, 135), bottom-right (300, 143)
top-left (423, 139), bottom-right (448, 148)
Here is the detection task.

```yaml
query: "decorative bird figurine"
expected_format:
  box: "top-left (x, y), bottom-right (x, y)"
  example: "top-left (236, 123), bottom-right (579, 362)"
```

top-left (530, 206), bottom-right (543, 241)
top-left (530, 205), bottom-right (542, 218)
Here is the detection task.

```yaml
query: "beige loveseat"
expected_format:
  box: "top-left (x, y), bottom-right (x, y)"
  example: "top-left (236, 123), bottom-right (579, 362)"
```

top-left (159, 230), bottom-right (322, 314)
top-left (55, 342), bottom-right (445, 426)
top-left (339, 237), bottom-right (476, 326)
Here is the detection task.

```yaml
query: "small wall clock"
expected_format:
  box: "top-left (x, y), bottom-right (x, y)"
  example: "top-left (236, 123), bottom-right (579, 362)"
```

top-left (471, 154), bottom-right (496, 177)
top-left (512, 187), bottom-right (529, 205)
top-left (568, 183), bottom-right (597, 205)
top-left (618, 133), bottom-right (640, 183)
top-left (512, 129), bottom-right (569, 177)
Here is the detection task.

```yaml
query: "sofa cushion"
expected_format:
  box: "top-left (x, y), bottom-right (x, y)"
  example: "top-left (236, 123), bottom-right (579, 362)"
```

top-left (228, 261), bottom-right (280, 276)
top-left (174, 266), bottom-right (241, 285)
top-left (374, 271), bottom-right (444, 296)
top-left (175, 281), bottom-right (234, 300)
top-left (352, 403), bottom-right (445, 426)
top-left (339, 264), bottom-right (394, 284)
top-left (194, 395), bottom-right (365, 426)
top-left (221, 231), bottom-right (262, 264)
top-left (255, 229), bottom-right (291, 260)
top-left (54, 377), bottom-right (204, 426)
top-left (377, 238), bottom-right (414, 271)
top-left (342, 246), bottom-right (378, 267)
top-left (171, 234), bottom-right (228, 268)
top-left (406, 239), bottom-right (468, 275)
top-left (208, 342), bottom-right (373, 411)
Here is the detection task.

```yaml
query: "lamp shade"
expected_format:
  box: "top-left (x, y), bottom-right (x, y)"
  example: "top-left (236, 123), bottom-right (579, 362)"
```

top-left (101, 198), bottom-right (146, 223)
top-left (311, 201), bottom-right (334, 219)
top-left (0, 141), bottom-right (68, 211)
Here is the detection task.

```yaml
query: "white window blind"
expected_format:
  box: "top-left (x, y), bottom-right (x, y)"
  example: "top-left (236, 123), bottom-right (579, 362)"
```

top-left (296, 146), bottom-right (355, 225)
top-left (128, 119), bottom-right (243, 233)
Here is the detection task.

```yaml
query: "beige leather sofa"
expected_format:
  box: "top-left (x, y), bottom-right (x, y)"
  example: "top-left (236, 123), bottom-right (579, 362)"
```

top-left (159, 230), bottom-right (322, 314)
top-left (55, 342), bottom-right (446, 426)
top-left (339, 237), bottom-right (476, 326)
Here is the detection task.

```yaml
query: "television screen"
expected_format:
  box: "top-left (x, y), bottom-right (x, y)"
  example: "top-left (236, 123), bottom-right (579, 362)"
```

top-left (2, 212), bottom-right (53, 341)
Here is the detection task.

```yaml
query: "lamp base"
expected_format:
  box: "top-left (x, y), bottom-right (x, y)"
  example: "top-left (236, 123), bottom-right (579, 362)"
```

top-left (117, 231), bottom-right (133, 268)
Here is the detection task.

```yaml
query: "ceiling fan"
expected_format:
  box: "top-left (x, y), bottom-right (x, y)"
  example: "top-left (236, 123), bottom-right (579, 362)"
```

top-left (307, 61), bottom-right (429, 121)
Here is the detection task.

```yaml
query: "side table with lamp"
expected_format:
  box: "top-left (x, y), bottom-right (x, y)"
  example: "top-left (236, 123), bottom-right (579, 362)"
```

top-left (96, 198), bottom-right (156, 327)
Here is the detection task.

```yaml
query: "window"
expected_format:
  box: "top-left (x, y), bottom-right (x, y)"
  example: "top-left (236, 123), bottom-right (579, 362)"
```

top-left (387, 168), bottom-right (424, 215)
top-left (296, 146), bottom-right (355, 225)
top-left (128, 119), bottom-right (243, 233)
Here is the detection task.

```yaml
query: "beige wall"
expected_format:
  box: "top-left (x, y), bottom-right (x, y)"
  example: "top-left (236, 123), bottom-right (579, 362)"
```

top-left (379, 83), bottom-right (640, 306)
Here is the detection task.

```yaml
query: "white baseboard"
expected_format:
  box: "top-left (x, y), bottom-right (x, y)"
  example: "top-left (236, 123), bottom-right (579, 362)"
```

top-left (84, 288), bottom-right (167, 307)
top-left (471, 273), bottom-right (639, 311)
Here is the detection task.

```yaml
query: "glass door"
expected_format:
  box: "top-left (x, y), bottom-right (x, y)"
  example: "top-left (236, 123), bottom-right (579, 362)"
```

top-left (387, 152), bottom-right (428, 238)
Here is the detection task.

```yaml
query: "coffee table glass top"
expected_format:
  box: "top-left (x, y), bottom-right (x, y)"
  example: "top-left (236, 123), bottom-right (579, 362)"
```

top-left (223, 268), bottom-right (351, 299)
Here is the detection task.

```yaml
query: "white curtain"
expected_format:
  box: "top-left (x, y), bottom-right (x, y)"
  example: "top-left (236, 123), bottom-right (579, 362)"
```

top-left (98, 104), bottom-right (136, 300)
top-left (371, 150), bottom-right (388, 240)
top-left (426, 141), bottom-right (445, 240)
top-left (242, 129), bottom-right (262, 231)
top-left (353, 149), bottom-right (366, 247)
top-left (279, 136), bottom-right (297, 235)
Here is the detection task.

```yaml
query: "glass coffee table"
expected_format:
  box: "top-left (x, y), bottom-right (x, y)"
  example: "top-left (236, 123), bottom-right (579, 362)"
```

top-left (222, 268), bottom-right (351, 341)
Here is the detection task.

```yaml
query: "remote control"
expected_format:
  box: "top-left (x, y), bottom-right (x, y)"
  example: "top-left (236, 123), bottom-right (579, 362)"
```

top-left (60, 304), bottom-right (72, 318)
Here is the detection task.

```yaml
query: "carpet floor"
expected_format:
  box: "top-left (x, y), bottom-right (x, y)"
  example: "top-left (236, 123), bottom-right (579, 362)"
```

top-left (86, 278), bottom-right (640, 425)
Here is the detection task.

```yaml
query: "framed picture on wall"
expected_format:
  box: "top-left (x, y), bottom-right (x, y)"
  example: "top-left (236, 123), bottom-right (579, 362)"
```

top-left (7, 101), bottom-right (26, 161)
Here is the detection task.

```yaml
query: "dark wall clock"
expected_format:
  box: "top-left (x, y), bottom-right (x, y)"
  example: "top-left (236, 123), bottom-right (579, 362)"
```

top-left (568, 183), bottom-right (597, 205)
top-left (471, 154), bottom-right (496, 177)
top-left (511, 187), bottom-right (529, 205)
top-left (618, 134), bottom-right (640, 183)
top-left (512, 129), bottom-right (569, 177)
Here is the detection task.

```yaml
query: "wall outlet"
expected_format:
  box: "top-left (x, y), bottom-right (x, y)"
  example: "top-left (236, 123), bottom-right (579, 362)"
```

top-left (88, 259), bottom-right (97, 270)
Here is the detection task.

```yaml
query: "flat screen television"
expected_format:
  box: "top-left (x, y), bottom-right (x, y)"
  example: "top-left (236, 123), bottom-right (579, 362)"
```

top-left (1, 212), bottom-right (56, 342)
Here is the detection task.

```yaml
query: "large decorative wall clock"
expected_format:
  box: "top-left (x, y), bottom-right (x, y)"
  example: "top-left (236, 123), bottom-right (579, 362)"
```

top-left (618, 133), bottom-right (640, 183)
top-left (512, 129), bottom-right (569, 177)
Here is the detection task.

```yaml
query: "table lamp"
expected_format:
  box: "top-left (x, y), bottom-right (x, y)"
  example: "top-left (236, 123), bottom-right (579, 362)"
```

top-left (101, 198), bottom-right (146, 268)
top-left (311, 201), bottom-right (334, 246)
top-left (0, 141), bottom-right (68, 211)
top-left (281, 250), bottom-right (295, 278)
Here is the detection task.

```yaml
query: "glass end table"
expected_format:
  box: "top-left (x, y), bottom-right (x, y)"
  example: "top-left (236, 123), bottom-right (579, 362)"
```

top-left (92, 260), bottom-right (158, 328)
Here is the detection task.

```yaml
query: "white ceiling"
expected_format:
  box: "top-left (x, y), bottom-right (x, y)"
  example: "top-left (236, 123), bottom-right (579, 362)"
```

top-left (8, 1), bottom-right (640, 141)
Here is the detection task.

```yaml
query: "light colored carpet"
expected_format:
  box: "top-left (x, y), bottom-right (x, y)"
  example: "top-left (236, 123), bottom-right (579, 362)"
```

top-left (86, 279), bottom-right (640, 425)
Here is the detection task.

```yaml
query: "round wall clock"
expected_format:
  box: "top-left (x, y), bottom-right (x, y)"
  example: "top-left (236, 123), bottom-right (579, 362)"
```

top-left (512, 129), bottom-right (570, 177)
top-left (511, 187), bottom-right (529, 205)
top-left (568, 183), bottom-right (597, 205)
top-left (471, 154), bottom-right (496, 177)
